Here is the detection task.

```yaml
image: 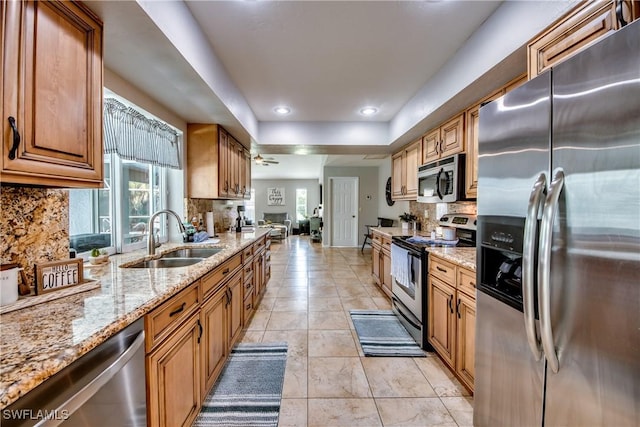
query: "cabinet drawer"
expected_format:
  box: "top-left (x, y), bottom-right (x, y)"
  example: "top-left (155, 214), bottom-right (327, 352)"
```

top-left (202, 254), bottom-right (242, 298)
top-left (253, 236), bottom-right (266, 253)
top-left (381, 236), bottom-right (392, 251)
top-left (429, 255), bottom-right (456, 284)
top-left (457, 268), bottom-right (477, 299)
top-left (244, 274), bottom-right (255, 296)
top-left (145, 284), bottom-right (199, 351)
top-left (243, 246), bottom-right (253, 263)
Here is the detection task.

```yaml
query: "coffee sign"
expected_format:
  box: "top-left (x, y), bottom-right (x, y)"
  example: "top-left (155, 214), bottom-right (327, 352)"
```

top-left (35, 259), bottom-right (84, 295)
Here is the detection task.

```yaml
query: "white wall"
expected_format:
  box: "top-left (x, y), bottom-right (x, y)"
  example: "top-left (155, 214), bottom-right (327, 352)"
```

top-left (252, 179), bottom-right (321, 228)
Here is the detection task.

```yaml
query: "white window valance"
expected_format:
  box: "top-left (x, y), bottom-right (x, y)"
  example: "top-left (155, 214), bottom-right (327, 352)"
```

top-left (103, 98), bottom-right (181, 169)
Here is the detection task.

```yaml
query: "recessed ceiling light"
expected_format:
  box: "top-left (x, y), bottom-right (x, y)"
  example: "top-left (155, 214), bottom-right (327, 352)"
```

top-left (274, 106), bottom-right (291, 115)
top-left (360, 107), bottom-right (378, 116)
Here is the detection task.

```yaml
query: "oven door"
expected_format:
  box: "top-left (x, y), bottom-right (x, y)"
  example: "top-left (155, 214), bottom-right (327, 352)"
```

top-left (391, 246), bottom-right (423, 321)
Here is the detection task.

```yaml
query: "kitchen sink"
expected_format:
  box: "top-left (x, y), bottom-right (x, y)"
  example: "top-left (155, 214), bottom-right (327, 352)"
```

top-left (159, 248), bottom-right (223, 259)
top-left (124, 258), bottom-right (204, 269)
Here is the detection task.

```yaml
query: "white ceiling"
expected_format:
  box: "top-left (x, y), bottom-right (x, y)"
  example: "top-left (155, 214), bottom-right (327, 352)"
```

top-left (87, 0), bottom-right (574, 180)
top-left (251, 154), bottom-right (389, 180)
top-left (186, 1), bottom-right (501, 122)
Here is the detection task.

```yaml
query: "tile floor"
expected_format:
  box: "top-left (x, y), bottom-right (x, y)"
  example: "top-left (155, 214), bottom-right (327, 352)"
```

top-left (239, 236), bottom-right (473, 427)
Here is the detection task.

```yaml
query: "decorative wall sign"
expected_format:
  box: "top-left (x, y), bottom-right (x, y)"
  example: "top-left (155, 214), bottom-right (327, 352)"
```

top-left (267, 187), bottom-right (285, 206)
top-left (35, 259), bottom-right (84, 295)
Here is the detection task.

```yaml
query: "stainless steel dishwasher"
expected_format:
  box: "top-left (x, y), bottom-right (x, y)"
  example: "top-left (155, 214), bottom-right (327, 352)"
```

top-left (3, 318), bottom-right (146, 427)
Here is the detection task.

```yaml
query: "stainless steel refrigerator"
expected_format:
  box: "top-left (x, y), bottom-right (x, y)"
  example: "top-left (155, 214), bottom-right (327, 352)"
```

top-left (474, 20), bottom-right (640, 427)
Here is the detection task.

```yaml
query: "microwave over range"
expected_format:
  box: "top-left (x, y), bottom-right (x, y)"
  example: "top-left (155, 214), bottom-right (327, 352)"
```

top-left (417, 153), bottom-right (466, 203)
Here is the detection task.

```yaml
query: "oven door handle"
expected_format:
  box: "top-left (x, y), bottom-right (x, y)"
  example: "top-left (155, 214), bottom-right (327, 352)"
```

top-left (393, 298), bottom-right (422, 330)
top-left (409, 253), bottom-right (415, 283)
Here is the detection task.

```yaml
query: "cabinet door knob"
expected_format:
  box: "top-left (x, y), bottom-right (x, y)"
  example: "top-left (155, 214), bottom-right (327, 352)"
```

top-left (7, 117), bottom-right (21, 160)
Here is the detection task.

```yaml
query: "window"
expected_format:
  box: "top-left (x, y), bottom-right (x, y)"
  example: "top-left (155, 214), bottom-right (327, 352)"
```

top-left (69, 155), bottom-right (168, 255)
top-left (69, 93), bottom-right (178, 256)
top-left (296, 188), bottom-right (307, 221)
top-left (245, 189), bottom-right (256, 223)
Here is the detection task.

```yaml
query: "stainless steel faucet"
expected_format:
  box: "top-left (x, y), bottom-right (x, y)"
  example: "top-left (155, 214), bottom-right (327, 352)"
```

top-left (147, 209), bottom-right (187, 255)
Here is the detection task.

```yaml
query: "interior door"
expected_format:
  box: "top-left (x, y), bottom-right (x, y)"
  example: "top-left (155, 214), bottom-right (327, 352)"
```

top-left (330, 177), bottom-right (358, 246)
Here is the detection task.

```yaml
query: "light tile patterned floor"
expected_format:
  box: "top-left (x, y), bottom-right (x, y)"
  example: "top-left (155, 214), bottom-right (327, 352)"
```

top-left (239, 236), bottom-right (473, 427)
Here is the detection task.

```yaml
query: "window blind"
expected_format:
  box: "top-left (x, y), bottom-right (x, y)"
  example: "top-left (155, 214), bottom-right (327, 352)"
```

top-left (103, 98), bottom-right (181, 169)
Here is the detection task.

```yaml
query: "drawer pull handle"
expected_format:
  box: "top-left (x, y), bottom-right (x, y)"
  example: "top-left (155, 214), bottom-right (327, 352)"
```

top-left (169, 302), bottom-right (186, 317)
top-left (246, 303), bottom-right (251, 310)
top-left (470, 282), bottom-right (475, 287)
top-left (7, 116), bottom-right (21, 160)
top-left (222, 268), bottom-right (230, 275)
top-left (436, 266), bottom-right (447, 273)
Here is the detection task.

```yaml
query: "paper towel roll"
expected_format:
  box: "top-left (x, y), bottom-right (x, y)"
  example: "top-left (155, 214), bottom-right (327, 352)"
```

top-left (206, 212), bottom-right (215, 237)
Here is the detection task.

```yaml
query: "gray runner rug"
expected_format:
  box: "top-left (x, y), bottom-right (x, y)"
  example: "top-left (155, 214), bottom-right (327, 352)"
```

top-left (192, 342), bottom-right (288, 427)
top-left (350, 310), bottom-right (426, 357)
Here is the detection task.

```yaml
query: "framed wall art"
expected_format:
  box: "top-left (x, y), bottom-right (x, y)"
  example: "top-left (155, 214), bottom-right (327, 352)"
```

top-left (267, 187), bottom-right (285, 206)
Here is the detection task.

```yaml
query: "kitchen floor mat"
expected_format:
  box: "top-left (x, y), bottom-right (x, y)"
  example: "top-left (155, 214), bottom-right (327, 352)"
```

top-left (192, 342), bottom-right (288, 427)
top-left (350, 310), bottom-right (426, 357)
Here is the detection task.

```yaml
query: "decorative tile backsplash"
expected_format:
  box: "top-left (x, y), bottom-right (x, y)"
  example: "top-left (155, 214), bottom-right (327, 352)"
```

top-left (0, 186), bottom-right (70, 288)
top-left (409, 200), bottom-right (477, 232)
top-left (185, 198), bottom-right (246, 233)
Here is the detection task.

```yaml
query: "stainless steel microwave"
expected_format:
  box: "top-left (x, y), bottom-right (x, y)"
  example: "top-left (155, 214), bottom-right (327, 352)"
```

top-left (417, 153), bottom-right (465, 203)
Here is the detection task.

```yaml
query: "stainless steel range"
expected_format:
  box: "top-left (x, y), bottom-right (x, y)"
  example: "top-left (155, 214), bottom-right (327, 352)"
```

top-left (390, 213), bottom-right (476, 350)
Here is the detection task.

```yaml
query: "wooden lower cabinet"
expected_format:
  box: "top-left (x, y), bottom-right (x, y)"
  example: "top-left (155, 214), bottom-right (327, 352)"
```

top-left (455, 290), bottom-right (476, 389)
top-left (428, 276), bottom-right (457, 367)
top-left (147, 313), bottom-right (201, 427)
top-left (428, 254), bottom-right (476, 392)
top-left (370, 230), bottom-right (392, 298)
top-left (200, 286), bottom-right (228, 396)
top-left (381, 248), bottom-right (392, 298)
top-left (228, 270), bottom-right (244, 349)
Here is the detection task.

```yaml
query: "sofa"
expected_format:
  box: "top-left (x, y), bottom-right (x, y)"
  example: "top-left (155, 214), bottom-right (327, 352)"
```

top-left (258, 212), bottom-right (292, 237)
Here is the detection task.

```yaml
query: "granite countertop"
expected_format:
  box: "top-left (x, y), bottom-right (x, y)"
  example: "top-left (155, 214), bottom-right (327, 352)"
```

top-left (371, 226), bottom-right (476, 271)
top-left (0, 229), bottom-right (270, 410)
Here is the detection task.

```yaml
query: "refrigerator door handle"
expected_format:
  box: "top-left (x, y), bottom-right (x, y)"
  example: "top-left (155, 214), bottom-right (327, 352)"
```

top-left (523, 172), bottom-right (546, 361)
top-left (538, 169), bottom-right (564, 374)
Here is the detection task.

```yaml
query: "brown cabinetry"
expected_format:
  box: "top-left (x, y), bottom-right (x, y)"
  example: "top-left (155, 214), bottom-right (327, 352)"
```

top-left (464, 73), bottom-right (526, 199)
top-left (422, 113), bottom-right (464, 164)
top-left (391, 139), bottom-right (421, 200)
top-left (528, 0), bottom-right (639, 79)
top-left (1, 0), bottom-right (103, 187)
top-left (199, 285), bottom-right (227, 397)
top-left (186, 124), bottom-right (251, 200)
top-left (427, 254), bottom-right (476, 392)
top-left (147, 313), bottom-right (202, 427)
top-left (370, 229), bottom-right (392, 298)
top-left (145, 240), bottom-right (272, 427)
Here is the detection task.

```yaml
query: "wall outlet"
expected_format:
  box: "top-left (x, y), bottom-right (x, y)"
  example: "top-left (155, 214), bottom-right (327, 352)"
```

top-left (424, 210), bottom-right (429, 219)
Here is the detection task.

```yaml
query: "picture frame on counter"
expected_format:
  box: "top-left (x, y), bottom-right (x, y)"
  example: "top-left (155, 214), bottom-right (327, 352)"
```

top-left (35, 259), bottom-right (84, 295)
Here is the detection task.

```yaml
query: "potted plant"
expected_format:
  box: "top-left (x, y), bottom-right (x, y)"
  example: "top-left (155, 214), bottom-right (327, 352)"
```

top-left (399, 212), bottom-right (417, 231)
top-left (88, 248), bottom-right (109, 265)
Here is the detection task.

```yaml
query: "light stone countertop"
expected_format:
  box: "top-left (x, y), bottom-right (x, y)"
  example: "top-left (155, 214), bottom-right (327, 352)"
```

top-left (371, 226), bottom-right (477, 271)
top-left (0, 228), bottom-right (270, 410)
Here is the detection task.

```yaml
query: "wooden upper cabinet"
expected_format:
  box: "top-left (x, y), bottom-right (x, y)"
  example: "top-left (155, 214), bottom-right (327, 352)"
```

top-left (242, 148), bottom-right (251, 199)
top-left (528, 0), bottom-right (639, 79)
top-left (1, 0), bottom-right (103, 187)
top-left (422, 113), bottom-right (464, 164)
top-left (391, 139), bottom-right (421, 200)
top-left (465, 89), bottom-right (503, 199)
top-left (186, 123), bottom-right (248, 199)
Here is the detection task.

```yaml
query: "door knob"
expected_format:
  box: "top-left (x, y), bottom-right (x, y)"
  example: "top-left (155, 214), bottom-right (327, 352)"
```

top-left (352, 215), bottom-right (356, 218)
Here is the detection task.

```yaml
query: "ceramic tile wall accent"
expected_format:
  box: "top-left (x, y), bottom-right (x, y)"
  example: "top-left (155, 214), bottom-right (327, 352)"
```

top-left (0, 186), bottom-right (69, 287)
top-left (409, 200), bottom-right (477, 232)
top-left (184, 198), bottom-right (245, 233)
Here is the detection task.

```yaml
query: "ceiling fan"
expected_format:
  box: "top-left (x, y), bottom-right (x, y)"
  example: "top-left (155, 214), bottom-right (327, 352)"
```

top-left (253, 154), bottom-right (279, 166)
